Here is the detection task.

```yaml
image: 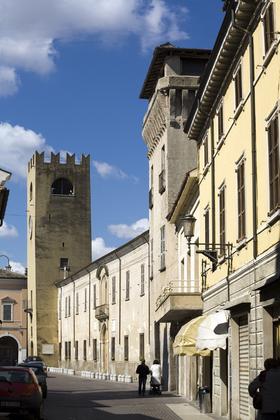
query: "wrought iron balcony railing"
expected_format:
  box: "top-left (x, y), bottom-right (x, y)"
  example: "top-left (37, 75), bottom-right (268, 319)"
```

top-left (155, 281), bottom-right (200, 310)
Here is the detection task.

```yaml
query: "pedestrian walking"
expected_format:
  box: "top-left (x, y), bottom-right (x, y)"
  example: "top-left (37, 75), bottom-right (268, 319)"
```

top-left (150, 359), bottom-right (162, 395)
top-left (136, 359), bottom-right (150, 396)
top-left (248, 358), bottom-right (280, 419)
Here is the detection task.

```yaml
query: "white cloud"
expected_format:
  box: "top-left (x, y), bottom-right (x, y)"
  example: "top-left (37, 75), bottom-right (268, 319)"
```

top-left (10, 260), bottom-right (25, 274)
top-left (0, 221), bottom-right (18, 238)
top-left (92, 237), bottom-right (115, 260)
top-left (0, 122), bottom-right (54, 178)
top-left (108, 217), bottom-right (149, 239)
top-left (0, 0), bottom-right (188, 95)
top-left (0, 66), bottom-right (19, 97)
top-left (93, 160), bottom-right (138, 182)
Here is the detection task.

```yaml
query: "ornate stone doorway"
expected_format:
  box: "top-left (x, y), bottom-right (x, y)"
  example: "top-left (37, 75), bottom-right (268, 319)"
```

top-left (0, 336), bottom-right (18, 365)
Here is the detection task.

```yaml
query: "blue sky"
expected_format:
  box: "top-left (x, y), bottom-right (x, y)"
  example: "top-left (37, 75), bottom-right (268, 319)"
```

top-left (0, 0), bottom-right (224, 273)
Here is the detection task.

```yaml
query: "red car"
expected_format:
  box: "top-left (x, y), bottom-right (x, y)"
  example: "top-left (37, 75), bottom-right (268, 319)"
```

top-left (0, 366), bottom-right (43, 419)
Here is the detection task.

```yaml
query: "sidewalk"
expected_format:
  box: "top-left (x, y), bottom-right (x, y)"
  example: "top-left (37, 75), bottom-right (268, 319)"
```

top-left (167, 402), bottom-right (224, 420)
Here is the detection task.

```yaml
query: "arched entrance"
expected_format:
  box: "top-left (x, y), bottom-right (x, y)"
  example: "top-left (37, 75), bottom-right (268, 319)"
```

top-left (0, 336), bottom-right (19, 366)
top-left (101, 324), bottom-right (108, 373)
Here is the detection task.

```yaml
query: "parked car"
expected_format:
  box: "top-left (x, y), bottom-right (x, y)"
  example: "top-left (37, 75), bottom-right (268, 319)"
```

top-left (24, 356), bottom-right (43, 363)
top-left (23, 358), bottom-right (48, 375)
top-left (18, 363), bottom-right (47, 398)
top-left (0, 366), bottom-right (43, 419)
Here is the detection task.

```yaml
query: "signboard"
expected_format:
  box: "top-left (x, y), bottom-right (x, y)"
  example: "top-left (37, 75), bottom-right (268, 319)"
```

top-left (42, 344), bottom-right (54, 355)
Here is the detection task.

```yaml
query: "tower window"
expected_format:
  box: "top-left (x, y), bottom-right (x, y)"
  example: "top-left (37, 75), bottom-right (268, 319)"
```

top-left (51, 178), bottom-right (73, 195)
top-left (60, 258), bottom-right (69, 270)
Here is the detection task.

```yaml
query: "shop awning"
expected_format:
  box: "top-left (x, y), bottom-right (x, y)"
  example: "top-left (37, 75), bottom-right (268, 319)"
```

top-left (173, 316), bottom-right (211, 356)
top-left (196, 310), bottom-right (229, 351)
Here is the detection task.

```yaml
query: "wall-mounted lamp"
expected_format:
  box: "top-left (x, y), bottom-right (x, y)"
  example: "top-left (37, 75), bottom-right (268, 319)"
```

top-left (181, 215), bottom-right (233, 266)
top-left (0, 254), bottom-right (11, 271)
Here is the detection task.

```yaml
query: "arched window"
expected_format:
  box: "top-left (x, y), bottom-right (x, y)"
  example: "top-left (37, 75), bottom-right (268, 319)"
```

top-left (29, 183), bottom-right (33, 201)
top-left (51, 178), bottom-right (73, 195)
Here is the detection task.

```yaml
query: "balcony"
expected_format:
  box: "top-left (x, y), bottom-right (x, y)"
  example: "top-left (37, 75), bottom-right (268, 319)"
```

top-left (158, 170), bottom-right (166, 194)
top-left (155, 281), bottom-right (202, 323)
top-left (149, 188), bottom-right (153, 209)
top-left (95, 304), bottom-right (109, 321)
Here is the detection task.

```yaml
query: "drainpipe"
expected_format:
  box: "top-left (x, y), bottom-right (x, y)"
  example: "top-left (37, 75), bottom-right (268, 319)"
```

top-left (73, 280), bottom-right (76, 361)
top-left (85, 269), bottom-right (91, 349)
top-left (142, 234), bottom-right (151, 345)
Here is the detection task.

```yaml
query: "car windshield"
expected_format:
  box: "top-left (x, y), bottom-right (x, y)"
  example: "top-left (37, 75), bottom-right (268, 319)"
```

top-left (0, 370), bottom-right (32, 384)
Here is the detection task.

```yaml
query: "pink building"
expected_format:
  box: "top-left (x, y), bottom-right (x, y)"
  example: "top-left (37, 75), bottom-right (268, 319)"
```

top-left (0, 269), bottom-right (27, 365)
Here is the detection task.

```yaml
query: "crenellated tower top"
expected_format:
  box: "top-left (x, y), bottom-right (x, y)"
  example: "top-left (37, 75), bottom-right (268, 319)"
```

top-left (28, 151), bottom-right (90, 172)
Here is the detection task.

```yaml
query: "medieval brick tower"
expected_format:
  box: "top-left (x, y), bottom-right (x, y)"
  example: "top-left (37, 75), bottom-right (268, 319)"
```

top-left (27, 151), bottom-right (91, 365)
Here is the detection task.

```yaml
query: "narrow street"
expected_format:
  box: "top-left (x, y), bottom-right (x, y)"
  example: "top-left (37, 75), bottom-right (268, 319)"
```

top-left (40, 373), bottom-right (216, 420)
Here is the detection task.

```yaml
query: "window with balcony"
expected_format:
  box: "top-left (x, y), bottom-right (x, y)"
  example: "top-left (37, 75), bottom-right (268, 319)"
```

top-left (237, 159), bottom-right (246, 241)
top-left (160, 225), bottom-right (166, 271)
top-left (267, 112), bottom-right (279, 213)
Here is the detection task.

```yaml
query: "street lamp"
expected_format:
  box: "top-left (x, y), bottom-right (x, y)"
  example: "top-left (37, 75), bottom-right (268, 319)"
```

top-left (181, 215), bottom-right (233, 266)
top-left (0, 255), bottom-right (12, 271)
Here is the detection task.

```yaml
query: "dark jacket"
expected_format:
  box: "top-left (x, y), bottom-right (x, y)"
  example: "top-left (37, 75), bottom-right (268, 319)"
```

top-left (136, 363), bottom-right (150, 378)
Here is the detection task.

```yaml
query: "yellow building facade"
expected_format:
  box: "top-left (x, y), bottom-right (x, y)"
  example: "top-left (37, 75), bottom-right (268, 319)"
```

top-left (185, 1), bottom-right (280, 419)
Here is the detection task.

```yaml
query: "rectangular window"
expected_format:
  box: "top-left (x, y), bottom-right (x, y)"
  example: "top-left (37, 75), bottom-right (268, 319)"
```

top-left (124, 335), bottom-right (129, 361)
top-left (150, 238), bottom-right (154, 279)
top-left (159, 146), bottom-right (166, 194)
top-left (268, 113), bottom-right (280, 213)
top-left (59, 343), bottom-right (62, 361)
top-left (64, 341), bottom-right (68, 360)
top-left (83, 340), bottom-right (87, 361)
top-left (125, 271), bottom-right (130, 301)
top-left (204, 135), bottom-right (209, 167)
top-left (149, 166), bottom-right (154, 209)
top-left (84, 288), bottom-right (87, 312)
top-left (237, 159), bottom-right (246, 240)
top-left (218, 103), bottom-right (224, 141)
top-left (204, 208), bottom-right (210, 249)
top-left (139, 333), bottom-right (144, 361)
top-left (64, 297), bottom-right (67, 318)
top-left (219, 186), bottom-right (226, 255)
top-left (93, 339), bottom-right (97, 361)
top-left (111, 337), bottom-right (115, 361)
top-left (75, 292), bottom-right (79, 315)
top-left (60, 257), bottom-right (69, 270)
top-left (112, 276), bottom-right (116, 305)
top-left (3, 304), bottom-right (12, 321)
top-left (140, 264), bottom-right (145, 296)
top-left (234, 65), bottom-right (242, 109)
top-left (263, 2), bottom-right (275, 54)
top-left (93, 285), bottom-right (96, 309)
top-left (68, 341), bottom-right (71, 360)
top-left (68, 296), bottom-right (71, 317)
top-left (75, 341), bottom-right (78, 360)
top-left (160, 225), bottom-right (166, 270)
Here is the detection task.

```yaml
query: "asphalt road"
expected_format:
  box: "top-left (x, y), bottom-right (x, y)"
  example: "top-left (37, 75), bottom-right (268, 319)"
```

top-left (42, 373), bottom-right (183, 420)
